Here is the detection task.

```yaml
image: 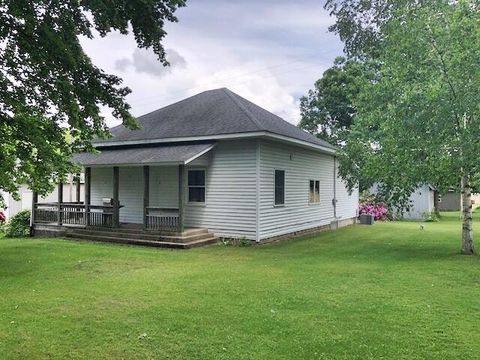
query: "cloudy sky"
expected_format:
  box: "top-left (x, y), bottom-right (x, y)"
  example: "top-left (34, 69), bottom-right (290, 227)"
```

top-left (80, 0), bottom-right (343, 127)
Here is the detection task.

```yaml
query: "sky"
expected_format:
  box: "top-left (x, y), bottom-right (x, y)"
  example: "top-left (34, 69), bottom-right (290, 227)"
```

top-left (80, 0), bottom-right (343, 127)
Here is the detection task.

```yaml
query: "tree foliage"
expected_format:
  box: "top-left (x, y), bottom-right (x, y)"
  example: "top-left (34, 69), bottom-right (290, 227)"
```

top-left (0, 0), bottom-right (186, 205)
top-left (299, 57), bottom-right (366, 146)
top-left (328, 0), bottom-right (480, 253)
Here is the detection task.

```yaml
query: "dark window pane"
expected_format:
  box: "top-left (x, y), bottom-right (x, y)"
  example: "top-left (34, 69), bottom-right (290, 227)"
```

top-left (188, 170), bottom-right (205, 186)
top-left (275, 170), bottom-right (285, 187)
top-left (275, 187), bottom-right (284, 205)
top-left (189, 187), bottom-right (205, 202)
top-left (309, 180), bottom-right (315, 203)
top-left (274, 170), bottom-right (285, 205)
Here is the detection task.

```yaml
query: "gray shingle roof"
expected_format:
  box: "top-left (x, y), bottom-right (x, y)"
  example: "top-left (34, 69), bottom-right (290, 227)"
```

top-left (95, 88), bottom-right (335, 150)
top-left (72, 142), bottom-right (215, 166)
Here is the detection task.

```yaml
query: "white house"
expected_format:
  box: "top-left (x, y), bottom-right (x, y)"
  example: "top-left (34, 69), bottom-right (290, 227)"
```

top-left (2, 177), bottom-right (84, 220)
top-left (404, 184), bottom-right (436, 220)
top-left (370, 183), bottom-right (435, 220)
top-left (32, 88), bottom-right (358, 248)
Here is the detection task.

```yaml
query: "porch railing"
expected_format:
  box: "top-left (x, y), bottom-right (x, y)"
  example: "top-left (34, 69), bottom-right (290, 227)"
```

top-left (145, 207), bottom-right (179, 231)
top-left (33, 203), bottom-right (113, 228)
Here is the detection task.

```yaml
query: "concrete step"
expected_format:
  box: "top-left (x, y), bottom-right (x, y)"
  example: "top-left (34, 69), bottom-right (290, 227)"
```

top-left (64, 233), bottom-right (218, 249)
top-left (86, 227), bottom-right (209, 237)
top-left (66, 228), bottom-right (214, 243)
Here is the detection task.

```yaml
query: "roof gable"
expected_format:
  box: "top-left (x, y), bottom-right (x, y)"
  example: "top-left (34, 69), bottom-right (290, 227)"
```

top-left (96, 88), bottom-right (335, 150)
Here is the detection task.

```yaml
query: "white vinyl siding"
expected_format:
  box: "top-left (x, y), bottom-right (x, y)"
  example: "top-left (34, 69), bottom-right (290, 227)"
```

top-left (118, 167), bottom-right (143, 223)
top-left (184, 140), bottom-right (257, 239)
top-left (88, 139), bottom-right (358, 239)
top-left (90, 167), bottom-right (113, 206)
top-left (335, 171), bottom-right (359, 220)
top-left (149, 166), bottom-right (179, 209)
top-left (259, 141), bottom-right (335, 240)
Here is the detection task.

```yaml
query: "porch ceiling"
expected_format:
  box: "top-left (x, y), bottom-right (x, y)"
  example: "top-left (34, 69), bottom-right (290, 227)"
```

top-left (72, 142), bottom-right (215, 166)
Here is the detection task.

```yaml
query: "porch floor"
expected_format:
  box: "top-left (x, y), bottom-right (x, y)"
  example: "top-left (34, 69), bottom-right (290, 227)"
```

top-left (65, 226), bottom-right (217, 249)
top-left (34, 224), bottom-right (218, 249)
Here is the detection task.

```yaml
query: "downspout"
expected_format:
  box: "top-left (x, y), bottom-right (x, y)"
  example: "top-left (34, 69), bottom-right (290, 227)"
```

top-left (255, 139), bottom-right (260, 243)
top-left (333, 156), bottom-right (337, 219)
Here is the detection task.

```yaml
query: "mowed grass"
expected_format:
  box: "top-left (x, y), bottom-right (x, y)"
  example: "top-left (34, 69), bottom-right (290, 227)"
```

top-left (1, 212), bottom-right (480, 359)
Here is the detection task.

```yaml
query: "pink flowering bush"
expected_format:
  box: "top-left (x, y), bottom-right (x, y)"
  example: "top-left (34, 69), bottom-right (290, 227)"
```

top-left (359, 202), bottom-right (389, 221)
top-left (359, 191), bottom-right (390, 221)
top-left (0, 211), bottom-right (5, 223)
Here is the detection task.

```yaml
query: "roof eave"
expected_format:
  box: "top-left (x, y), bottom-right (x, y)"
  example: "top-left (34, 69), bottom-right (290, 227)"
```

top-left (93, 132), bottom-right (336, 155)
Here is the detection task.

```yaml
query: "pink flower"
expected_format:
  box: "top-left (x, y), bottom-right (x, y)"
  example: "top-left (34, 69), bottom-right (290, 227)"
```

top-left (0, 211), bottom-right (5, 222)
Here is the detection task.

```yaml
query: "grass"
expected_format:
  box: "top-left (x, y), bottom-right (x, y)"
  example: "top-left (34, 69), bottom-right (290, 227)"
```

top-left (0, 212), bottom-right (479, 359)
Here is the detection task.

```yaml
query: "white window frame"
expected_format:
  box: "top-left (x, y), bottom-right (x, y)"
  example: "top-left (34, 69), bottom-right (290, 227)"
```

top-left (274, 169), bottom-right (285, 207)
top-left (309, 179), bottom-right (320, 204)
top-left (187, 168), bottom-right (206, 204)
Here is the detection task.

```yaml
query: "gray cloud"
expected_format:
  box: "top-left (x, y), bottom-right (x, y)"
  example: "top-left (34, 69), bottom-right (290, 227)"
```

top-left (115, 48), bottom-right (187, 77)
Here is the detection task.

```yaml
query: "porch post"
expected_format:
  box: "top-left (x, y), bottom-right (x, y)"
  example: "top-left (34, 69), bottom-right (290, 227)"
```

top-left (178, 164), bottom-right (185, 233)
top-left (76, 173), bottom-right (81, 203)
top-left (30, 191), bottom-right (38, 231)
top-left (57, 182), bottom-right (63, 225)
top-left (143, 165), bottom-right (150, 229)
top-left (113, 166), bottom-right (120, 227)
top-left (85, 167), bottom-right (91, 226)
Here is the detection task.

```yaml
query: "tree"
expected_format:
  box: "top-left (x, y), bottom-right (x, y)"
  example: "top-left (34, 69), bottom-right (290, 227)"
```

top-left (0, 0), bottom-right (186, 205)
top-left (298, 57), bottom-right (365, 146)
top-left (330, 0), bottom-right (480, 254)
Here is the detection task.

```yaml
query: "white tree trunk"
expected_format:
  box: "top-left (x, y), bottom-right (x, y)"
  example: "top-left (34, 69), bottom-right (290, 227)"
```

top-left (461, 176), bottom-right (474, 255)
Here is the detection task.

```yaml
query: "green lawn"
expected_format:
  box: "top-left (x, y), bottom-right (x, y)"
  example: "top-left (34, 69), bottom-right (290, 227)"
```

top-left (1, 212), bottom-right (479, 359)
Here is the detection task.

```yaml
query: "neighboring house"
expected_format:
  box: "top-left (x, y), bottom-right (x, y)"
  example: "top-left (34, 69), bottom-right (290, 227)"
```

top-left (32, 88), bottom-right (358, 247)
top-left (2, 177), bottom-right (84, 220)
top-left (404, 184), bottom-right (436, 220)
top-left (370, 183), bottom-right (436, 220)
top-left (438, 190), bottom-right (480, 211)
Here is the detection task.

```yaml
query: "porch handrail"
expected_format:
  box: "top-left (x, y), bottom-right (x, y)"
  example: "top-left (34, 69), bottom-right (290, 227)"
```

top-left (145, 207), bottom-right (179, 231)
top-left (33, 202), bottom-right (114, 228)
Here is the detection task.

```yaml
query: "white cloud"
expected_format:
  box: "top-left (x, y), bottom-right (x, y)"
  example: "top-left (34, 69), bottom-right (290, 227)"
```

top-left (114, 48), bottom-right (187, 77)
top-left (190, 66), bottom-right (301, 123)
top-left (79, 0), bottom-right (342, 128)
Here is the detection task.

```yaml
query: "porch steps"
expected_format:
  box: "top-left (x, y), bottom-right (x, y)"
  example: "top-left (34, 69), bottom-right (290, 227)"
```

top-left (64, 228), bottom-right (218, 249)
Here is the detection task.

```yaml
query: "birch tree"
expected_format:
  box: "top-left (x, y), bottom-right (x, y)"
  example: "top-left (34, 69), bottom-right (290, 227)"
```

top-left (328, 0), bottom-right (480, 254)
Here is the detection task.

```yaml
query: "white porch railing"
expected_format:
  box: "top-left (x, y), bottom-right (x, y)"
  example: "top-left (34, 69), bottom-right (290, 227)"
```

top-left (145, 207), bottom-right (179, 231)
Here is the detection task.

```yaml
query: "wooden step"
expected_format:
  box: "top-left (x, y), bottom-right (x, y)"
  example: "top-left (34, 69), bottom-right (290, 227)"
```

top-left (85, 227), bottom-right (209, 237)
top-left (66, 228), bottom-right (213, 243)
top-left (64, 233), bottom-right (218, 249)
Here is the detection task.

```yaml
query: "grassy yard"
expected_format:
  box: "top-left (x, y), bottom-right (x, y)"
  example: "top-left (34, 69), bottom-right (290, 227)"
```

top-left (1, 212), bottom-right (479, 359)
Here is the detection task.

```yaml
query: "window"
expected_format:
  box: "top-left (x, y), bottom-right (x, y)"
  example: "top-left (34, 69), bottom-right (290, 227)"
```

top-left (309, 180), bottom-right (320, 203)
top-left (274, 170), bottom-right (285, 206)
top-left (188, 169), bottom-right (206, 203)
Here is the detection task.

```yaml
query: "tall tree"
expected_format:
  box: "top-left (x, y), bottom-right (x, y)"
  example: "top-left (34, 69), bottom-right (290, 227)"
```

top-left (0, 0), bottom-right (186, 205)
top-left (299, 57), bottom-right (365, 146)
top-left (330, 0), bottom-right (480, 254)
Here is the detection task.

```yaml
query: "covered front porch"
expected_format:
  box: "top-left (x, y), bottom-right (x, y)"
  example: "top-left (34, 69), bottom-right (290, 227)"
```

top-left (32, 164), bottom-right (185, 233)
top-left (32, 142), bottom-right (214, 235)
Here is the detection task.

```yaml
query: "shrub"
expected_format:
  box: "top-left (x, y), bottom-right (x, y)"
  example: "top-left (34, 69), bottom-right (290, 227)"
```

top-left (4, 209), bottom-right (31, 238)
top-left (359, 191), bottom-right (390, 221)
top-left (422, 211), bottom-right (440, 222)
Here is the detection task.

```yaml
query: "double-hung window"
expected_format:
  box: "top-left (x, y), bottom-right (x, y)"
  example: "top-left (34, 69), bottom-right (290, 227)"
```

top-left (309, 180), bottom-right (320, 204)
top-left (274, 170), bottom-right (285, 206)
top-left (188, 169), bottom-right (206, 203)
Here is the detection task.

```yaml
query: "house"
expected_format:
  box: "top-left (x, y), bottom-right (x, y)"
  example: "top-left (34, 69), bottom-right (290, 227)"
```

top-left (32, 88), bottom-right (358, 247)
top-left (438, 190), bottom-right (480, 211)
top-left (370, 183), bottom-right (436, 220)
top-left (404, 184), bottom-right (436, 220)
top-left (1, 175), bottom-right (84, 220)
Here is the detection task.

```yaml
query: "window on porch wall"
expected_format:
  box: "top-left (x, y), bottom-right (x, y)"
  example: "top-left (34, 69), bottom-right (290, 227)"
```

top-left (188, 169), bottom-right (205, 203)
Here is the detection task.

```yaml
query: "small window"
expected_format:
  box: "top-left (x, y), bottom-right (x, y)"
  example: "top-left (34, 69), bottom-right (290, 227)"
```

top-left (274, 170), bottom-right (285, 206)
top-left (188, 169), bottom-right (206, 203)
top-left (309, 180), bottom-right (320, 203)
